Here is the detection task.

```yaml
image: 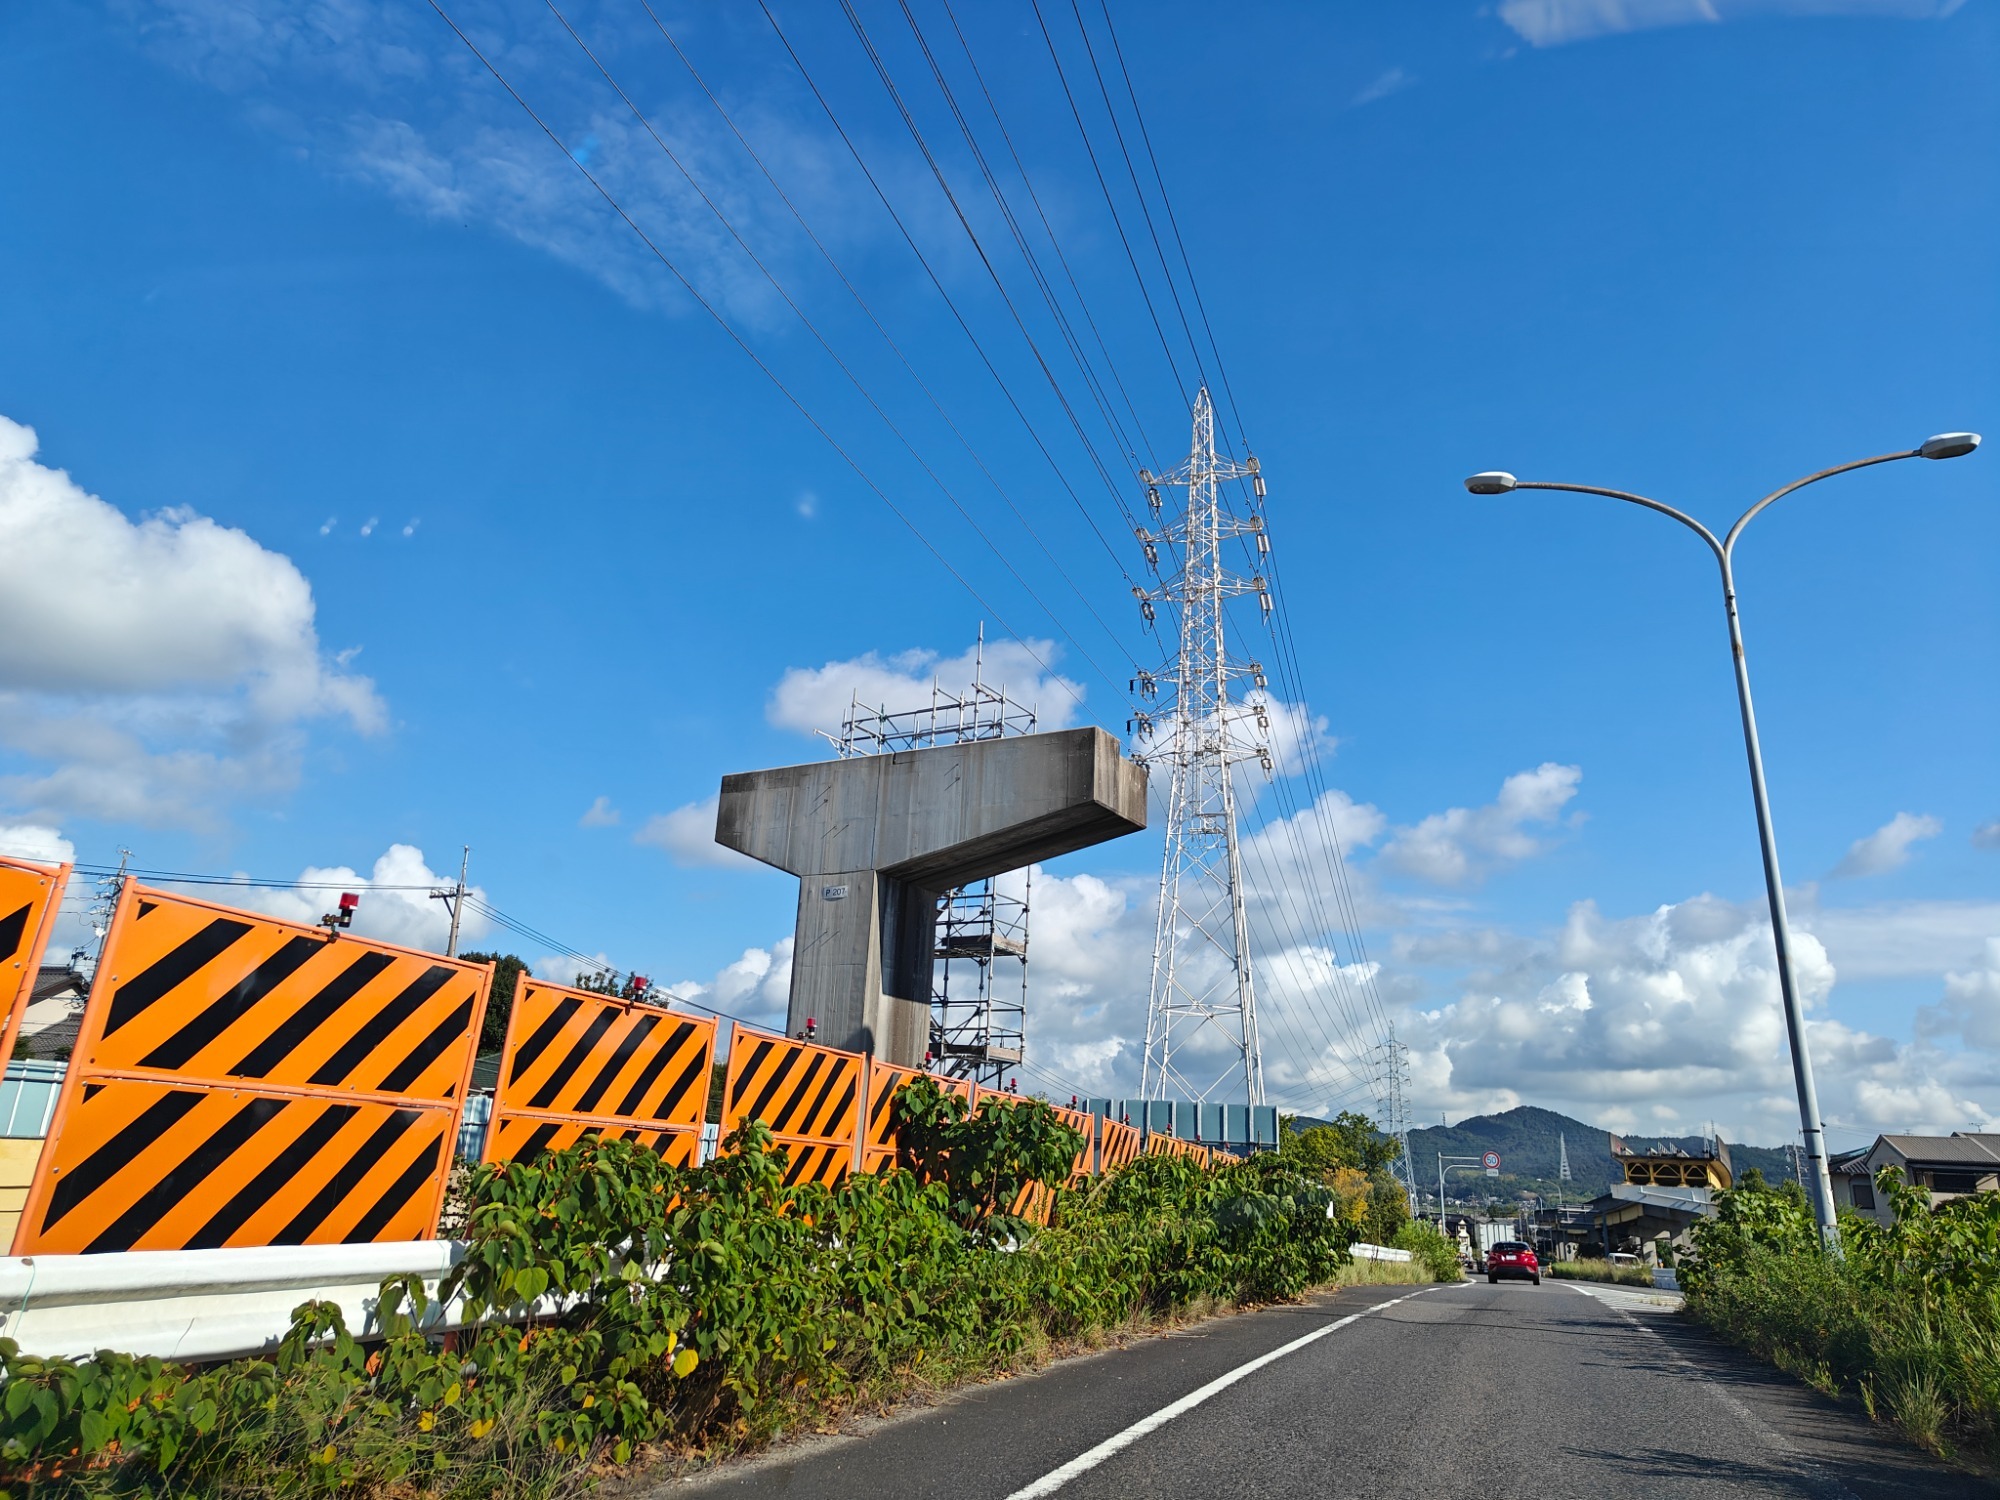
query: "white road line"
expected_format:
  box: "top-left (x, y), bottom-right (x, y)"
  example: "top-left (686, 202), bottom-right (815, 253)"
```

top-left (1002, 1286), bottom-right (1444, 1499)
top-left (1565, 1285), bottom-right (1864, 1500)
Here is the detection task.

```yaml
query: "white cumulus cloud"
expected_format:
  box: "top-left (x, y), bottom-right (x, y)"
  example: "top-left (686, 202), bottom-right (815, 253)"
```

top-left (767, 638), bottom-right (1083, 740)
top-left (1379, 763), bottom-right (1582, 886)
top-left (0, 823), bottom-right (75, 866)
top-left (0, 415), bottom-right (381, 829)
top-left (634, 795), bottom-right (755, 869)
top-left (1831, 811), bottom-right (1942, 879)
top-left (228, 844), bottom-right (485, 954)
top-left (578, 795), bottom-right (620, 828)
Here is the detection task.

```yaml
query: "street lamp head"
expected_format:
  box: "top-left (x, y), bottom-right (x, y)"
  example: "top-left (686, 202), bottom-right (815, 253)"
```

top-left (1464, 471), bottom-right (1518, 495)
top-left (1918, 432), bottom-right (1981, 461)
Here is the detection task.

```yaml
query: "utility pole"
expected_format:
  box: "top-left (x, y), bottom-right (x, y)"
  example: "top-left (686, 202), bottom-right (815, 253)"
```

top-left (1375, 1031), bottom-right (1418, 1216)
top-left (1133, 387), bottom-right (1272, 1105)
top-left (431, 846), bottom-right (469, 959)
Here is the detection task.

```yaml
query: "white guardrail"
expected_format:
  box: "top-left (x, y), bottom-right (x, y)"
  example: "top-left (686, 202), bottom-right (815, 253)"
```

top-left (0, 1242), bottom-right (487, 1364)
top-left (1350, 1242), bottom-right (1412, 1263)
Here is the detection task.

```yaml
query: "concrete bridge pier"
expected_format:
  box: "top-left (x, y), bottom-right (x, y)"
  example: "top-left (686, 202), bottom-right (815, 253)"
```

top-left (714, 726), bottom-right (1148, 1067)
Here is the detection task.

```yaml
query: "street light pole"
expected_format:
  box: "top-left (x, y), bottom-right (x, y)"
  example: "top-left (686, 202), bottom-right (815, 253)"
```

top-left (1464, 432), bottom-right (1980, 1250)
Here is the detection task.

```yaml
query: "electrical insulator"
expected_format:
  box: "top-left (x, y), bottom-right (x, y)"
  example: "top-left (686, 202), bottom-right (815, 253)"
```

top-left (1259, 587), bottom-right (1273, 616)
top-left (1251, 662), bottom-right (1268, 689)
top-left (1141, 600), bottom-right (1156, 624)
top-left (1257, 532), bottom-right (1270, 556)
top-left (1260, 749), bottom-right (1275, 775)
top-left (1253, 473), bottom-right (1267, 500)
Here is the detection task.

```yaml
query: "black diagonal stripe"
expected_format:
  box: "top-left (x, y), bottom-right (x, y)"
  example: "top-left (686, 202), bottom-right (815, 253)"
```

top-left (527, 1006), bottom-right (620, 1110)
top-left (613, 1020), bottom-right (694, 1118)
top-left (792, 1056), bottom-right (843, 1136)
top-left (343, 1141), bottom-right (442, 1243)
top-left (138, 936), bottom-right (320, 1072)
top-left (869, 1076), bottom-right (899, 1133)
top-left (309, 966), bottom-right (455, 1087)
top-left (507, 997), bottom-right (581, 1085)
top-left (572, 1013), bottom-right (659, 1115)
top-left (730, 1039), bottom-right (775, 1109)
top-left (229, 950), bottom-right (395, 1079)
top-left (105, 919), bottom-right (253, 1037)
top-left (273, 1109), bottom-right (419, 1244)
top-left (780, 1142), bottom-right (816, 1187)
top-left (650, 1132), bottom-right (679, 1157)
top-left (818, 1077), bottom-right (856, 1143)
top-left (83, 1095), bottom-right (286, 1254)
top-left (748, 1046), bottom-right (817, 1131)
top-left (509, 1121), bottom-right (560, 1163)
top-left (377, 998), bottom-right (473, 1094)
top-left (650, 1040), bottom-right (710, 1125)
top-left (42, 1089), bottom-right (204, 1231)
top-left (185, 1104), bottom-right (359, 1250)
top-left (136, 901), bottom-right (158, 919)
top-left (0, 902), bottom-right (29, 964)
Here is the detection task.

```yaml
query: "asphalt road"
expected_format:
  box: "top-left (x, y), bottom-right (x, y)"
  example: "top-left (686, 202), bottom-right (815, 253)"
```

top-left (663, 1278), bottom-right (1992, 1499)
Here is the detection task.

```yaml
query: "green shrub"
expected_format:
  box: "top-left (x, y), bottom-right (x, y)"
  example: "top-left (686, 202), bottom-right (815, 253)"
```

top-left (1391, 1220), bottom-right (1463, 1281)
top-left (0, 1107), bottom-right (1360, 1496)
top-left (1684, 1169), bottom-right (2000, 1464)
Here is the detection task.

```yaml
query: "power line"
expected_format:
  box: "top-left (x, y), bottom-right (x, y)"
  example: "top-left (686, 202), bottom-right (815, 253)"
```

top-left (637, 0), bottom-right (1144, 690)
top-left (544, 0), bottom-right (1134, 714)
top-left (425, 0), bottom-right (1091, 725)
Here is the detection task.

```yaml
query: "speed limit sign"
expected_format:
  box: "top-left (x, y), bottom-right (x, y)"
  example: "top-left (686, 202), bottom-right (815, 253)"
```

top-left (1483, 1151), bottom-right (1501, 1177)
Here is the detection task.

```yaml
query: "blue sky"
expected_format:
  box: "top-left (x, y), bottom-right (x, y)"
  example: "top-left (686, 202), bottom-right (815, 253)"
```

top-left (1, 0), bottom-right (1994, 1147)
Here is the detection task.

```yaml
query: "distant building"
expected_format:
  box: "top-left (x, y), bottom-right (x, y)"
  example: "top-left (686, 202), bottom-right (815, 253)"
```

top-left (1611, 1134), bottom-right (1732, 1192)
top-left (9, 965), bottom-right (87, 1058)
top-left (1829, 1132), bottom-right (2000, 1224)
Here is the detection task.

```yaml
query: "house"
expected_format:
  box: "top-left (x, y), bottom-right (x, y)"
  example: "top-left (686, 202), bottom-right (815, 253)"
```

top-left (1829, 1132), bottom-right (2000, 1224)
top-left (9, 965), bottom-right (86, 1059)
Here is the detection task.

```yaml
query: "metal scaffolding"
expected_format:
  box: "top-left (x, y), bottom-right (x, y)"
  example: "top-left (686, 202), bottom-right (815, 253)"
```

top-left (1131, 388), bottom-right (1271, 1104)
top-left (829, 635), bottom-right (1037, 1087)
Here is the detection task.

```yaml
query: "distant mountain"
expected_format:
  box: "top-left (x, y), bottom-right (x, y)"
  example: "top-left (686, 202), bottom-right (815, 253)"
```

top-left (1322, 1105), bottom-right (1801, 1204)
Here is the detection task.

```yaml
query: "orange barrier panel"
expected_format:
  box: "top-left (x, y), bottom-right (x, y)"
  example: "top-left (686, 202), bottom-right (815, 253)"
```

top-left (721, 1024), bottom-right (862, 1187)
top-left (485, 979), bottom-right (715, 1168)
top-left (486, 1114), bottom-right (700, 1169)
top-left (0, 855), bottom-right (71, 1065)
top-left (13, 881), bottom-right (489, 1255)
top-left (860, 1061), bottom-right (973, 1174)
top-left (1099, 1119), bottom-right (1142, 1174)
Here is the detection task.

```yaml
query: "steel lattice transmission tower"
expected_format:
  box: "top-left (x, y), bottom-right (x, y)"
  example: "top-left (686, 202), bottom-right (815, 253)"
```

top-left (1132, 388), bottom-right (1273, 1104)
top-left (1374, 1030), bottom-right (1418, 1214)
top-left (826, 633), bottom-right (1037, 1089)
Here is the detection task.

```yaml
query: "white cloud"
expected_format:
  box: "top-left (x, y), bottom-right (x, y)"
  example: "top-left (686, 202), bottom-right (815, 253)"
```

top-left (767, 638), bottom-right (1084, 739)
top-left (0, 414), bottom-right (381, 830)
top-left (1390, 889), bottom-right (2000, 1138)
top-left (1351, 66), bottom-right (1414, 107)
top-left (0, 823), bottom-right (75, 865)
top-left (1379, 763), bottom-right (1582, 886)
top-left (1831, 811), bottom-right (1942, 878)
top-left (1917, 939), bottom-right (2000, 1052)
top-left (1972, 819), bottom-right (2000, 851)
top-left (666, 937), bottom-right (794, 1035)
top-left (578, 795), bottom-right (620, 828)
top-left (228, 844), bottom-right (485, 954)
top-left (634, 795), bottom-right (755, 869)
top-left (1796, 898), bottom-right (2000, 980)
top-left (123, 0), bottom-right (901, 325)
top-left (1497, 0), bottom-right (1965, 48)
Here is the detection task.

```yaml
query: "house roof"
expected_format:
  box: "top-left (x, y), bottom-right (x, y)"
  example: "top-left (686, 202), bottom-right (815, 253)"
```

top-left (30, 965), bottom-right (84, 1004)
top-left (1876, 1134), bottom-right (2000, 1169)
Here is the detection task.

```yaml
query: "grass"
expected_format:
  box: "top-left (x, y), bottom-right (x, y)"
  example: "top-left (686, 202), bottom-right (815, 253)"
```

top-left (1331, 1256), bottom-right (1442, 1287)
top-left (1548, 1260), bottom-right (1656, 1286)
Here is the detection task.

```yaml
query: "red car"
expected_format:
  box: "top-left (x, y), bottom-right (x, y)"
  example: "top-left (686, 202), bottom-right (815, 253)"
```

top-left (1487, 1241), bottom-right (1541, 1285)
